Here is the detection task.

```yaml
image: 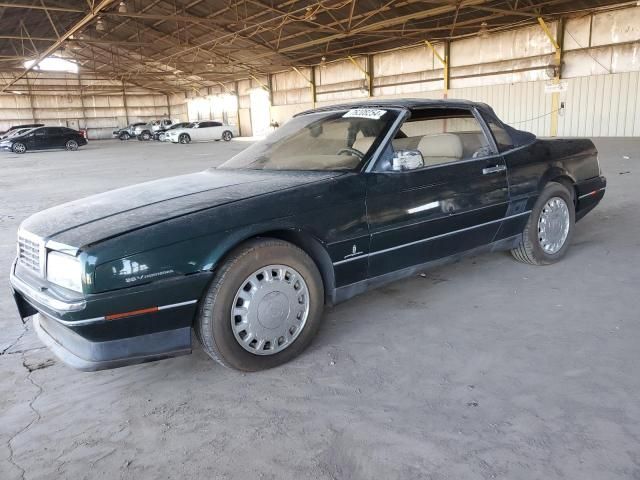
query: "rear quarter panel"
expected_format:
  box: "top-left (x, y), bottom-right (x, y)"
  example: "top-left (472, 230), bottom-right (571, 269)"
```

top-left (503, 137), bottom-right (599, 209)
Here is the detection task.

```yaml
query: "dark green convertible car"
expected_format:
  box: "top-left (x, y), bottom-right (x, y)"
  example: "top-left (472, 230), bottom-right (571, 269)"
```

top-left (10, 99), bottom-right (606, 371)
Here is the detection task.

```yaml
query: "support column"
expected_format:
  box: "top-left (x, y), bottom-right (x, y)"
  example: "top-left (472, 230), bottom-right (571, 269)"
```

top-left (292, 67), bottom-right (315, 108)
top-left (24, 75), bottom-right (37, 123)
top-left (78, 72), bottom-right (88, 130)
top-left (122, 80), bottom-right (129, 125)
top-left (347, 56), bottom-right (371, 97)
top-left (443, 40), bottom-right (450, 96)
top-left (367, 55), bottom-right (374, 98)
top-left (310, 66), bottom-right (317, 107)
top-left (425, 40), bottom-right (448, 98)
top-left (538, 17), bottom-right (563, 137)
top-left (267, 73), bottom-right (274, 107)
top-left (235, 80), bottom-right (241, 136)
top-left (166, 94), bottom-right (172, 119)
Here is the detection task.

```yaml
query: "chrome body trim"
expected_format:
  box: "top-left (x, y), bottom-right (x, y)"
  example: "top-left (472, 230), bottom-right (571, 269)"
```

top-left (578, 187), bottom-right (606, 200)
top-left (10, 267), bottom-right (86, 313)
top-left (332, 210), bottom-right (531, 265)
top-left (45, 239), bottom-right (79, 256)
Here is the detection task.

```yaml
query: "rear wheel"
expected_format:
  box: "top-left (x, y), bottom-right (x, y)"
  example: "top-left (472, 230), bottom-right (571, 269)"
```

top-left (119, 132), bottom-right (130, 141)
top-left (196, 238), bottom-right (324, 371)
top-left (511, 182), bottom-right (575, 265)
top-left (12, 142), bottom-right (26, 154)
top-left (158, 132), bottom-right (165, 142)
top-left (141, 131), bottom-right (151, 141)
top-left (65, 139), bottom-right (78, 151)
top-left (179, 133), bottom-right (190, 144)
top-left (222, 130), bottom-right (233, 142)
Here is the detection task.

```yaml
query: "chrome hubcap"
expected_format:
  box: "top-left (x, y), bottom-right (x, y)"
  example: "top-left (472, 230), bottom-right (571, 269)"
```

top-left (231, 265), bottom-right (309, 355)
top-left (538, 196), bottom-right (570, 254)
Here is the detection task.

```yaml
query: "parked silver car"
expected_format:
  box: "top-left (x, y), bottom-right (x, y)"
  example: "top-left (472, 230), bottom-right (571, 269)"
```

top-left (134, 119), bottom-right (177, 141)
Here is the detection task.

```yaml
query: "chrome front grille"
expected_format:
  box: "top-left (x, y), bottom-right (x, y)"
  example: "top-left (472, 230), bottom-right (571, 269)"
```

top-left (17, 231), bottom-right (43, 275)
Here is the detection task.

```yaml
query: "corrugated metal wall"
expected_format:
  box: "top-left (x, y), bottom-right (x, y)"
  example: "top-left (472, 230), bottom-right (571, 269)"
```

top-left (558, 72), bottom-right (640, 137)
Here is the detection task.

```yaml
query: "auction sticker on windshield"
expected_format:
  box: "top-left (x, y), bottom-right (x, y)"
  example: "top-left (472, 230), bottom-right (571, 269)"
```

top-left (343, 109), bottom-right (387, 119)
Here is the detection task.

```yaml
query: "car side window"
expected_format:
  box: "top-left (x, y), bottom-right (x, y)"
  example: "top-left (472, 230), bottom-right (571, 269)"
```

top-left (211, 122), bottom-right (222, 127)
top-left (485, 119), bottom-right (514, 152)
top-left (384, 108), bottom-right (493, 170)
top-left (34, 129), bottom-right (46, 137)
top-left (199, 122), bottom-right (214, 128)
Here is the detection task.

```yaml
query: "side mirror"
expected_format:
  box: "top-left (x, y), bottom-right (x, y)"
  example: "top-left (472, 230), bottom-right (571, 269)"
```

top-left (392, 150), bottom-right (424, 172)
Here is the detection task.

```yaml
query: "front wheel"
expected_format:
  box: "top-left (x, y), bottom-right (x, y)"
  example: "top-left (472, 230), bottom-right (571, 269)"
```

top-left (158, 133), bottom-right (165, 142)
top-left (511, 182), bottom-right (575, 265)
top-left (222, 130), bottom-right (233, 142)
top-left (65, 139), bottom-right (79, 151)
top-left (141, 131), bottom-right (151, 141)
top-left (12, 142), bottom-right (26, 154)
top-left (179, 133), bottom-right (190, 144)
top-left (119, 132), bottom-right (130, 141)
top-left (196, 238), bottom-right (324, 371)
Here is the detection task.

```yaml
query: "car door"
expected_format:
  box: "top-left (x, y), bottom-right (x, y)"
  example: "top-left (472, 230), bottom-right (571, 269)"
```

top-left (32, 128), bottom-right (50, 149)
top-left (198, 121), bottom-right (216, 141)
top-left (209, 121), bottom-right (224, 140)
top-left (365, 107), bottom-right (509, 278)
top-left (189, 122), bottom-right (203, 141)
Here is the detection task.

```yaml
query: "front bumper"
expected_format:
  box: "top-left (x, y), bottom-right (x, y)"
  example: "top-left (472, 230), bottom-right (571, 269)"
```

top-left (34, 314), bottom-right (191, 371)
top-left (10, 262), bottom-right (212, 370)
top-left (1, 143), bottom-right (13, 151)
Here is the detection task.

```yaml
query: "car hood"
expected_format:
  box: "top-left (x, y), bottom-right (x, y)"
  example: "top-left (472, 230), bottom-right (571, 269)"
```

top-left (21, 169), bottom-right (342, 247)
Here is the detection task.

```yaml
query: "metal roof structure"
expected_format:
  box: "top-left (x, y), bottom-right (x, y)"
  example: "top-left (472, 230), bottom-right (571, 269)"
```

top-left (0, 0), bottom-right (631, 93)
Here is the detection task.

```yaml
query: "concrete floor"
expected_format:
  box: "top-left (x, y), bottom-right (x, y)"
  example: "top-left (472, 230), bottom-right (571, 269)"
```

top-left (1, 138), bottom-right (639, 479)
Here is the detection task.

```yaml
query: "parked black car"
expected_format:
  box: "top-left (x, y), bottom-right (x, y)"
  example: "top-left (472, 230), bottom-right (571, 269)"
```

top-left (10, 99), bottom-right (605, 372)
top-left (0, 123), bottom-right (44, 138)
top-left (1, 126), bottom-right (87, 154)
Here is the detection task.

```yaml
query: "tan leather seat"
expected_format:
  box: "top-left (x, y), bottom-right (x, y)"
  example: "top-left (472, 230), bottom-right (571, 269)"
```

top-left (417, 133), bottom-right (463, 165)
top-left (352, 136), bottom-right (376, 153)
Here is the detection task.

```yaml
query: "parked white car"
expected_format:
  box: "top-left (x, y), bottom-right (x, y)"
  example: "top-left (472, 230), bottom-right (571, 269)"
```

top-left (166, 121), bottom-right (238, 144)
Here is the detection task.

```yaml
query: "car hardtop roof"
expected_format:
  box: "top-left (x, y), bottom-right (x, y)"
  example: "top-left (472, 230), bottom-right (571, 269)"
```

top-left (293, 97), bottom-right (535, 148)
top-left (295, 98), bottom-right (492, 117)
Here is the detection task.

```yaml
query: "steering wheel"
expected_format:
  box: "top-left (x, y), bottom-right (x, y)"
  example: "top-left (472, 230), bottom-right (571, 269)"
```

top-left (336, 147), bottom-right (364, 159)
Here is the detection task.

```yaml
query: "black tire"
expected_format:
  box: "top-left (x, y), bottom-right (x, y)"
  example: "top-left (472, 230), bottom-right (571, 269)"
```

top-left (141, 131), bottom-right (151, 141)
top-left (137, 135), bottom-right (143, 141)
top-left (65, 139), bottom-right (78, 151)
top-left (119, 132), bottom-right (130, 141)
top-left (511, 181), bottom-right (575, 265)
top-left (179, 133), bottom-right (190, 144)
top-left (196, 238), bottom-right (324, 371)
top-left (12, 142), bottom-right (26, 154)
top-left (222, 130), bottom-right (233, 142)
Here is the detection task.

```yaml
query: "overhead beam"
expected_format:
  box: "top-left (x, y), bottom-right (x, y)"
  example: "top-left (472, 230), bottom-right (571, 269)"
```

top-left (0, 0), bottom-right (117, 93)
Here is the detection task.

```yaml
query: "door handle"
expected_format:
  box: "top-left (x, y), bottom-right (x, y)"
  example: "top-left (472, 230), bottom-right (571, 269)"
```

top-left (482, 165), bottom-right (507, 175)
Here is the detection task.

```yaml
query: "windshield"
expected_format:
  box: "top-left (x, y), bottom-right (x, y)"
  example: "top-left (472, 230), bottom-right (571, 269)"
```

top-left (10, 128), bottom-right (32, 137)
top-left (219, 108), bottom-right (399, 171)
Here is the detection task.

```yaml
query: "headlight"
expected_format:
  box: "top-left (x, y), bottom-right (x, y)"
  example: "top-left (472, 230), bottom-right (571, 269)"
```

top-left (47, 251), bottom-right (82, 292)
